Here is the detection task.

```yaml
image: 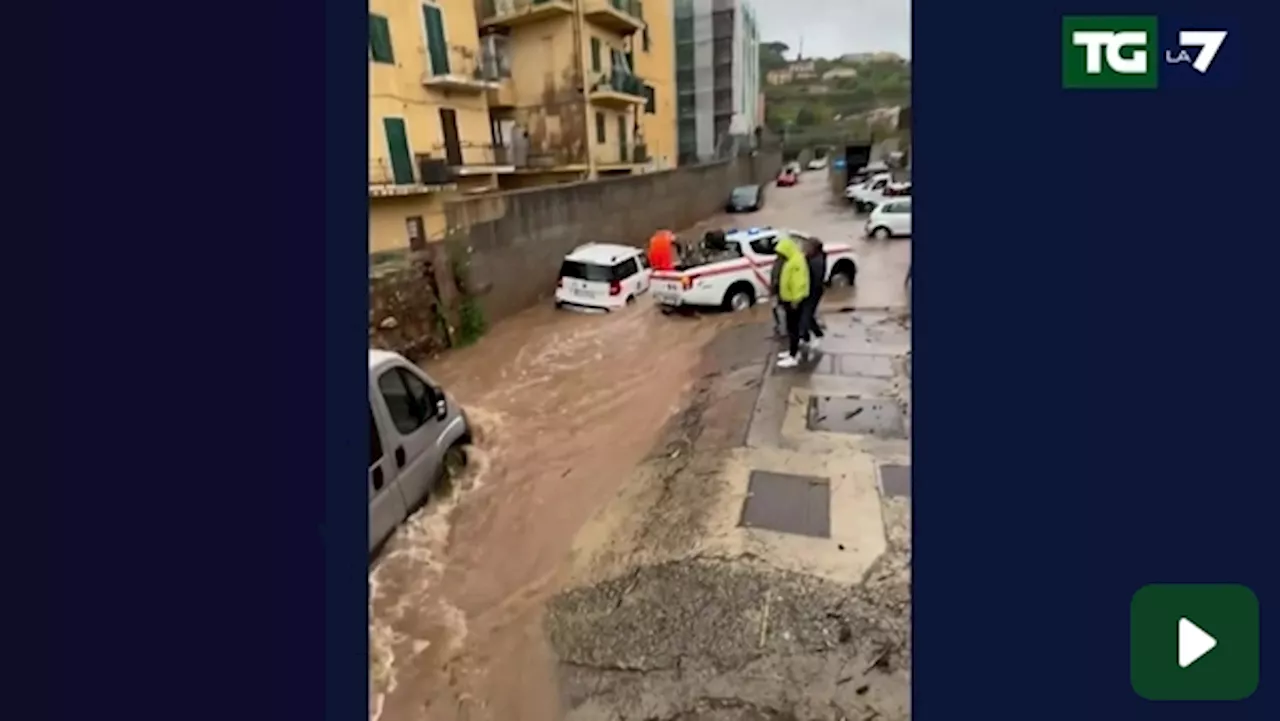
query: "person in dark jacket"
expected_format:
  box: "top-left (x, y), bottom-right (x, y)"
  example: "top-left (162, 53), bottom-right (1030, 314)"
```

top-left (800, 238), bottom-right (827, 348)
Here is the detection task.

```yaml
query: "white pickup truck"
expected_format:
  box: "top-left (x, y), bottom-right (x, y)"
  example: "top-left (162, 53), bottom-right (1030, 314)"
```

top-left (650, 227), bottom-right (858, 311)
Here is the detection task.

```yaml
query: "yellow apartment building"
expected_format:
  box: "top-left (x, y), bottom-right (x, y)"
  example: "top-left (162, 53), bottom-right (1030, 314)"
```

top-left (368, 0), bottom-right (512, 256)
top-left (477, 0), bottom-right (677, 188)
top-left (368, 0), bottom-right (677, 256)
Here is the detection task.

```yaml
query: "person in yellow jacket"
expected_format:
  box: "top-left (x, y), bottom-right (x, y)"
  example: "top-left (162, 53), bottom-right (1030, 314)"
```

top-left (774, 235), bottom-right (811, 368)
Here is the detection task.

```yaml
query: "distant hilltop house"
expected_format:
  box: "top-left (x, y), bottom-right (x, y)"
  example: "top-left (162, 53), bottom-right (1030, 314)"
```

top-left (839, 51), bottom-right (904, 64)
top-left (788, 60), bottom-right (817, 78)
top-left (804, 84), bottom-right (830, 95)
top-left (822, 66), bottom-right (858, 80)
top-left (766, 69), bottom-right (793, 86)
top-left (866, 106), bottom-right (903, 127)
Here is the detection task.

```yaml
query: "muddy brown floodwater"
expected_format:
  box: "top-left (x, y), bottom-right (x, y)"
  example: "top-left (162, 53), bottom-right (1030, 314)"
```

top-left (368, 177), bottom-right (908, 721)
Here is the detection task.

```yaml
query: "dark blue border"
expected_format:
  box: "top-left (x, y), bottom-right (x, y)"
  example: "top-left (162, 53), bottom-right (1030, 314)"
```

top-left (51, 5), bottom-right (363, 720)
top-left (919, 0), bottom-right (1274, 717)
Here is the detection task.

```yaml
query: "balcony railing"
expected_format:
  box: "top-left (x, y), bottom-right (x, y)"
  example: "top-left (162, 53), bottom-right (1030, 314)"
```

top-left (432, 142), bottom-right (517, 171)
top-left (420, 45), bottom-right (503, 91)
top-left (368, 155), bottom-right (455, 195)
top-left (595, 143), bottom-right (649, 167)
top-left (589, 69), bottom-right (646, 105)
top-left (479, 0), bottom-right (573, 28)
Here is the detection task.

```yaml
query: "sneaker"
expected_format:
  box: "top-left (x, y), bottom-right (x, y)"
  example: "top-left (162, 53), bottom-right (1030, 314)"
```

top-left (777, 350), bottom-right (792, 358)
top-left (776, 354), bottom-right (799, 368)
top-left (806, 337), bottom-right (822, 351)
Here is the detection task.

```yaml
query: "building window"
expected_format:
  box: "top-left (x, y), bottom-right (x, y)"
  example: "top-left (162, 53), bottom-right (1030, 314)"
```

top-left (644, 85), bottom-right (656, 114)
top-left (591, 37), bottom-right (602, 72)
top-left (368, 14), bottom-right (395, 64)
top-left (595, 112), bottom-right (606, 143)
top-left (643, 27), bottom-right (650, 52)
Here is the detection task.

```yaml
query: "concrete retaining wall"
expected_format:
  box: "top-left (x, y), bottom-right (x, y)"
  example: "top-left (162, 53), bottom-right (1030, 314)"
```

top-left (443, 152), bottom-right (782, 324)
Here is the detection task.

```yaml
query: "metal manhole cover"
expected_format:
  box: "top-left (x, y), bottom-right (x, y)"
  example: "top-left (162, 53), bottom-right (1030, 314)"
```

top-left (807, 396), bottom-right (905, 438)
top-left (880, 464), bottom-right (911, 497)
top-left (739, 471), bottom-right (831, 539)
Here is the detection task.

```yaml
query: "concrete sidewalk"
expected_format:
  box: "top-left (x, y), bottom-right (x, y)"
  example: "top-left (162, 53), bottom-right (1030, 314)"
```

top-left (546, 306), bottom-right (912, 721)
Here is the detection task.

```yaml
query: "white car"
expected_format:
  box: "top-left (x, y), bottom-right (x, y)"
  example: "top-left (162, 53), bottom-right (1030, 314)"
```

top-left (554, 243), bottom-right (651, 311)
top-left (650, 227), bottom-right (858, 311)
top-left (807, 156), bottom-right (828, 170)
top-left (845, 172), bottom-right (892, 205)
top-left (865, 198), bottom-right (912, 239)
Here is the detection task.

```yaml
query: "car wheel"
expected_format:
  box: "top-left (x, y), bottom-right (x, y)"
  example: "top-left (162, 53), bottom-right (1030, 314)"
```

top-left (829, 264), bottom-right (856, 288)
top-left (724, 285), bottom-right (754, 312)
top-left (872, 226), bottom-right (892, 240)
top-left (626, 294), bottom-right (636, 305)
top-left (443, 443), bottom-right (467, 480)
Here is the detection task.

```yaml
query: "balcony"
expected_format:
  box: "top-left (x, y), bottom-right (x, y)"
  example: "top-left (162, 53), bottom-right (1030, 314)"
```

top-left (589, 70), bottom-right (647, 109)
top-left (368, 155), bottom-right (456, 197)
top-left (421, 45), bottom-right (502, 93)
top-left (584, 0), bottom-right (645, 35)
top-left (433, 143), bottom-right (517, 176)
top-left (596, 143), bottom-right (649, 169)
top-left (478, 0), bottom-right (573, 30)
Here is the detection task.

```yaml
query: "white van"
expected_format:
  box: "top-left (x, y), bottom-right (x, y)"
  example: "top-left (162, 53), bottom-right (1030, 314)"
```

top-left (554, 243), bottom-right (651, 311)
top-left (369, 350), bottom-right (471, 555)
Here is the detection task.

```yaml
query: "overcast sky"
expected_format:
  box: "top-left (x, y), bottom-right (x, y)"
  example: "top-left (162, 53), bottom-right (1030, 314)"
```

top-left (752, 0), bottom-right (911, 60)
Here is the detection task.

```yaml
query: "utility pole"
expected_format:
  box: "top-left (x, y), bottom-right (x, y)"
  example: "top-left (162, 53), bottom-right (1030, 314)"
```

top-left (572, 0), bottom-right (597, 179)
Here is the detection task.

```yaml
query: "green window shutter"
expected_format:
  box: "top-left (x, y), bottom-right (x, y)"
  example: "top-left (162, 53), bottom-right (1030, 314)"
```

top-left (368, 14), bottom-right (394, 64)
top-left (643, 27), bottom-right (650, 52)
top-left (423, 4), bottom-right (450, 75)
top-left (644, 84), bottom-right (656, 114)
top-left (595, 112), bottom-right (606, 143)
top-left (626, 51), bottom-right (634, 72)
top-left (591, 38), bottom-right (602, 72)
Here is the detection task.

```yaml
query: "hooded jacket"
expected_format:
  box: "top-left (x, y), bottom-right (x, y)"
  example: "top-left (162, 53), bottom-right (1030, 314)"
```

top-left (775, 236), bottom-right (810, 304)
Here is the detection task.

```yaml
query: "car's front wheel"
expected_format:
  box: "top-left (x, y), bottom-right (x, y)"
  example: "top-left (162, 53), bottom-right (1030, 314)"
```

top-left (872, 226), bottom-right (892, 239)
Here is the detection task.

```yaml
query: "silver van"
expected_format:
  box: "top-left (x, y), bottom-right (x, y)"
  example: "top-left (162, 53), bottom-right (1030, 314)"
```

top-left (369, 350), bottom-right (471, 555)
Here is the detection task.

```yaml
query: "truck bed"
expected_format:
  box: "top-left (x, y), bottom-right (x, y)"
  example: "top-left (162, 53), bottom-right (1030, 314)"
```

top-left (672, 246), bottom-right (744, 272)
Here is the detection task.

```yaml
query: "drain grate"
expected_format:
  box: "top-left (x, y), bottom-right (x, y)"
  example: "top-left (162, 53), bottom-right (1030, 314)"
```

top-left (879, 464), bottom-right (911, 498)
top-left (807, 396), bottom-right (906, 438)
top-left (739, 471), bottom-right (831, 538)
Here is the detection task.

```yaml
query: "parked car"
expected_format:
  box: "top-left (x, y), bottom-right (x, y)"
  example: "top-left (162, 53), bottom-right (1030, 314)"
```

top-left (856, 181), bottom-right (912, 213)
top-left (866, 198), bottom-right (912, 239)
top-left (650, 227), bottom-right (858, 311)
top-left (726, 183), bottom-right (765, 212)
top-left (554, 243), bottom-right (651, 311)
top-left (807, 156), bottom-right (828, 170)
top-left (777, 169), bottom-right (798, 187)
top-left (845, 172), bottom-right (891, 205)
top-left (369, 350), bottom-right (471, 556)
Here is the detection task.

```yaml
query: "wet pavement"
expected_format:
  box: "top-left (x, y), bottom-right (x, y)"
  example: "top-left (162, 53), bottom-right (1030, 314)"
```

top-left (368, 172), bottom-right (910, 721)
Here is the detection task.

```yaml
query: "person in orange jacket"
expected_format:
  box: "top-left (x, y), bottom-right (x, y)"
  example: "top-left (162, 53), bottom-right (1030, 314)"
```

top-left (647, 230), bottom-right (677, 271)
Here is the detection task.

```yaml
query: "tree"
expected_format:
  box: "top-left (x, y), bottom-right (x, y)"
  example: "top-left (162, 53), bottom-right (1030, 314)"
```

top-left (794, 106), bottom-right (819, 127)
top-left (760, 41), bottom-right (789, 74)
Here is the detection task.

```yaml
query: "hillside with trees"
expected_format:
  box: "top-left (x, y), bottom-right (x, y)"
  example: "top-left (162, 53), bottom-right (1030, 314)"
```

top-left (760, 41), bottom-right (910, 149)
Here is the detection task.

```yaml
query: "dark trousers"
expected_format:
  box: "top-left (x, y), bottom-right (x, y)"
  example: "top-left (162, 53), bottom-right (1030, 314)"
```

top-left (785, 303), bottom-right (804, 356)
top-left (800, 295), bottom-right (825, 340)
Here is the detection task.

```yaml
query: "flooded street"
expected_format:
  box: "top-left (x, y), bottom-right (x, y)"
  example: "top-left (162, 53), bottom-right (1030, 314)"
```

top-left (369, 174), bottom-right (909, 721)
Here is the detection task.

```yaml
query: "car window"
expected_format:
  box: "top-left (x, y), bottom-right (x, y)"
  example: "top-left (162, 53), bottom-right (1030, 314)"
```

top-left (636, 253), bottom-right (650, 270)
top-left (559, 261), bottom-right (613, 283)
top-left (749, 234), bottom-right (778, 255)
top-left (377, 367), bottom-right (433, 435)
top-left (370, 404), bottom-right (384, 469)
top-left (612, 257), bottom-right (639, 280)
